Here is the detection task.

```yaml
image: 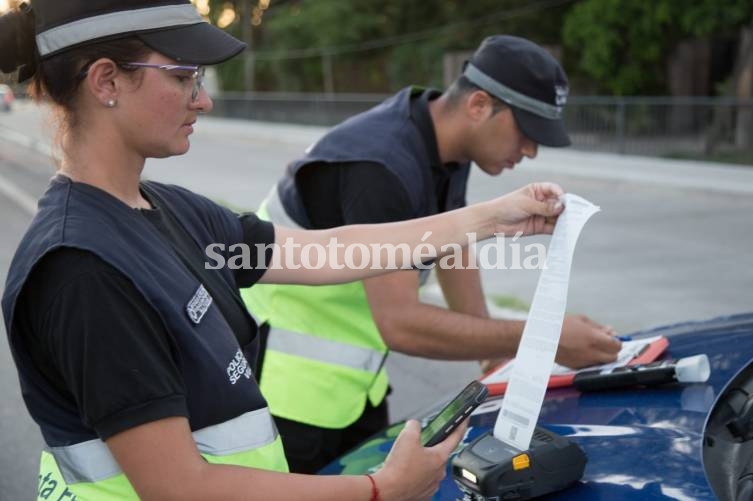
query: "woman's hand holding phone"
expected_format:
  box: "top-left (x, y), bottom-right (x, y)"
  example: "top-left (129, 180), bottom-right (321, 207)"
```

top-left (371, 381), bottom-right (488, 500)
top-left (374, 419), bottom-right (468, 501)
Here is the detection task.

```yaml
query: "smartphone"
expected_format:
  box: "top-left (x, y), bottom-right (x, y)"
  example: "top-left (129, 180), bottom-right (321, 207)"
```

top-left (421, 380), bottom-right (489, 447)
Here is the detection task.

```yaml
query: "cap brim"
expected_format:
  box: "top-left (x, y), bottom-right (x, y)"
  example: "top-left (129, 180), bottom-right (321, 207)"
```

top-left (512, 107), bottom-right (571, 147)
top-left (138, 22), bottom-right (246, 65)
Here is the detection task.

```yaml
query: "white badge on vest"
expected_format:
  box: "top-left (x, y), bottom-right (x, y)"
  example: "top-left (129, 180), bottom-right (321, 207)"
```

top-left (186, 284), bottom-right (213, 324)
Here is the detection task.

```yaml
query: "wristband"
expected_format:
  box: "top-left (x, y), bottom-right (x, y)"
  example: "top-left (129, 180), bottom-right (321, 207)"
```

top-left (365, 473), bottom-right (381, 501)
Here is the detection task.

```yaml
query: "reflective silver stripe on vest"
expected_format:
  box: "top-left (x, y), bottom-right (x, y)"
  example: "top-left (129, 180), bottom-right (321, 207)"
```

top-left (263, 185), bottom-right (303, 229)
top-left (49, 407), bottom-right (278, 484)
top-left (268, 327), bottom-right (384, 373)
top-left (463, 63), bottom-right (563, 119)
top-left (36, 5), bottom-right (203, 56)
top-left (193, 406), bottom-right (277, 455)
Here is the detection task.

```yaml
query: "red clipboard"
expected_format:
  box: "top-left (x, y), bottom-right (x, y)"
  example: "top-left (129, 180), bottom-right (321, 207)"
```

top-left (481, 336), bottom-right (669, 397)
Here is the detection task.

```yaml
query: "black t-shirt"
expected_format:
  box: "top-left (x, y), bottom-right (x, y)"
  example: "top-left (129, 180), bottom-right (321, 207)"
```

top-left (15, 202), bottom-right (274, 440)
top-left (297, 89), bottom-right (466, 229)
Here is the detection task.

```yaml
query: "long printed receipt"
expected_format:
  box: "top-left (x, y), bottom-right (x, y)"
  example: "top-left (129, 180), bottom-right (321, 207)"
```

top-left (494, 193), bottom-right (600, 451)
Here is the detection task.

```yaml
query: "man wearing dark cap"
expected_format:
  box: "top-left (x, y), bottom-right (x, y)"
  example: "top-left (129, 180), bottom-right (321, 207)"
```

top-left (242, 35), bottom-right (621, 473)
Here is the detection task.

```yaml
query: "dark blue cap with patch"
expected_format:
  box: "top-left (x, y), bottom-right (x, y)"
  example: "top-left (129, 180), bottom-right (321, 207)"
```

top-left (464, 35), bottom-right (571, 147)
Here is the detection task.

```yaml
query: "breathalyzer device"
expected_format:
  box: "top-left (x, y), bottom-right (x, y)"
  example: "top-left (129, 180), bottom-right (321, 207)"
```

top-left (573, 354), bottom-right (710, 392)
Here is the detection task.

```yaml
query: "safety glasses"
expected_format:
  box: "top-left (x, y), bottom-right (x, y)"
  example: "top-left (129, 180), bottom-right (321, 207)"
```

top-left (120, 62), bottom-right (206, 102)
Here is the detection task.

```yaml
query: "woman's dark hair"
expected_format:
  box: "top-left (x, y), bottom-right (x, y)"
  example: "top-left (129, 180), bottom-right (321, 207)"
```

top-left (445, 75), bottom-right (508, 116)
top-left (0, 5), bottom-right (151, 130)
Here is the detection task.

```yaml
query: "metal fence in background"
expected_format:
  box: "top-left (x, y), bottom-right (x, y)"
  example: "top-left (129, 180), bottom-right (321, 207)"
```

top-left (565, 97), bottom-right (753, 159)
top-left (211, 93), bottom-right (753, 162)
top-left (212, 92), bottom-right (386, 127)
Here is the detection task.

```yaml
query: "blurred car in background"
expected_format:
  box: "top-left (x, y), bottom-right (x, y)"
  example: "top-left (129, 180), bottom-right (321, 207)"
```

top-left (0, 84), bottom-right (15, 112)
top-left (322, 312), bottom-right (753, 500)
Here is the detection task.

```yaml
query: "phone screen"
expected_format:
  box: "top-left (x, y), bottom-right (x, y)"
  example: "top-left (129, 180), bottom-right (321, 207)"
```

top-left (420, 381), bottom-right (487, 446)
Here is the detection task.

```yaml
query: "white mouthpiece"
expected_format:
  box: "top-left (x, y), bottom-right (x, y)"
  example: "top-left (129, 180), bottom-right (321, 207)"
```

top-left (675, 354), bottom-right (710, 383)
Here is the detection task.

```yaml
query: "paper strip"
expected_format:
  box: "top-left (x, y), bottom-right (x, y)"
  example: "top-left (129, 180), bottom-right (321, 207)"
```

top-left (493, 193), bottom-right (600, 450)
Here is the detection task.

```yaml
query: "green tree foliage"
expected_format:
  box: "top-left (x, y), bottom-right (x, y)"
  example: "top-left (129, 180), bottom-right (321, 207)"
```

top-left (256, 0), bottom-right (452, 91)
top-left (226, 0), bottom-right (572, 92)
top-left (562, 0), bottom-right (753, 95)
top-left (206, 0), bottom-right (752, 95)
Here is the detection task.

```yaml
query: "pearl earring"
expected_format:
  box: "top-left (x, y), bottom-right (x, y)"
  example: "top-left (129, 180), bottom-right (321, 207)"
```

top-left (106, 99), bottom-right (116, 108)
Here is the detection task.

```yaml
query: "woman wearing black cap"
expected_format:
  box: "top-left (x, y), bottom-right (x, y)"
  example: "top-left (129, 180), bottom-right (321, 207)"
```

top-left (0, 2), bottom-right (566, 499)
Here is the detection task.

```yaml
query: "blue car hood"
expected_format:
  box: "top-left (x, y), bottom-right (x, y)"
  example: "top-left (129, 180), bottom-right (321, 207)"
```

top-left (322, 313), bottom-right (753, 500)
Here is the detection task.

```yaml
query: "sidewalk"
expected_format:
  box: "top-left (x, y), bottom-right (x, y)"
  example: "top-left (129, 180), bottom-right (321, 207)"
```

top-left (198, 115), bottom-right (753, 195)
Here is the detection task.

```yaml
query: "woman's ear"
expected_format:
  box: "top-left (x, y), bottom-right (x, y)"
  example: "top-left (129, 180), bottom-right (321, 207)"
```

top-left (84, 58), bottom-right (120, 107)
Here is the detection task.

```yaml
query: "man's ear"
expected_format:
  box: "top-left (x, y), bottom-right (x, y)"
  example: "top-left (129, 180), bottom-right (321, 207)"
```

top-left (84, 58), bottom-right (120, 106)
top-left (465, 90), bottom-right (494, 123)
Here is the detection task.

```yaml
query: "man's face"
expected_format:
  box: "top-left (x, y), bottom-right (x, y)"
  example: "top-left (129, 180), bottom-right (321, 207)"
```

top-left (467, 105), bottom-right (538, 176)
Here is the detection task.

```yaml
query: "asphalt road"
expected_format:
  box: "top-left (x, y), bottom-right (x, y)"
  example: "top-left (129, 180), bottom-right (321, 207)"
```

top-left (1, 102), bottom-right (752, 498)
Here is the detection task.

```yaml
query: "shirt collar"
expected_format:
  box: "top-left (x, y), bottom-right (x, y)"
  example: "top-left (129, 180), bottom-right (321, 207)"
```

top-left (409, 88), bottom-right (451, 172)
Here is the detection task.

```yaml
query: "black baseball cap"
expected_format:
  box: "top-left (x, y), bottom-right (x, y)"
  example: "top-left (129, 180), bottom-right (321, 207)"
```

top-left (30, 0), bottom-right (245, 64)
top-left (464, 35), bottom-right (571, 147)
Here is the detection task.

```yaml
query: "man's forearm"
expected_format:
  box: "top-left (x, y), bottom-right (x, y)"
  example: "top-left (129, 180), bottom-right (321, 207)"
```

top-left (379, 301), bottom-right (524, 359)
top-left (435, 253), bottom-right (489, 318)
